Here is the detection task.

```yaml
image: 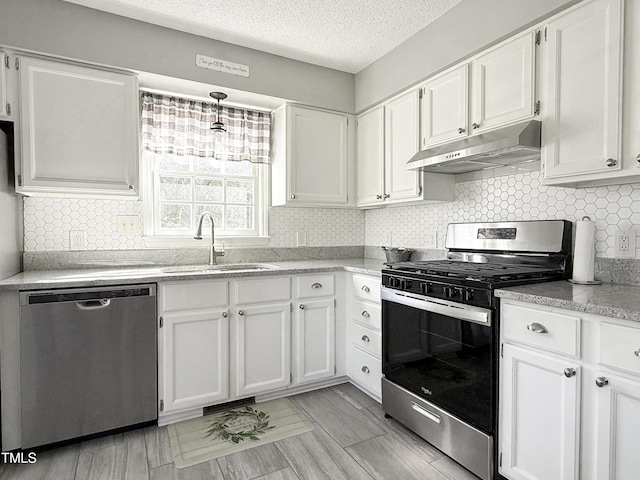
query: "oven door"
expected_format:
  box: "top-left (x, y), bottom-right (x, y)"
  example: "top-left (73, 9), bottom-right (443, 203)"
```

top-left (381, 286), bottom-right (494, 434)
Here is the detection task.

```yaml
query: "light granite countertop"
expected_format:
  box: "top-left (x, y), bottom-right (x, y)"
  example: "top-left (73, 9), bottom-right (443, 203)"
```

top-left (0, 258), bottom-right (385, 291)
top-left (495, 281), bottom-right (640, 322)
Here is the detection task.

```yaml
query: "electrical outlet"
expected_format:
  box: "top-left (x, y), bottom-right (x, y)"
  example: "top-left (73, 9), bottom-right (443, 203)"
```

top-left (615, 230), bottom-right (636, 258)
top-left (296, 231), bottom-right (307, 247)
top-left (69, 230), bottom-right (85, 250)
top-left (117, 215), bottom-right (139, 234)
top-left (424, 233), bottom-right (437, 248)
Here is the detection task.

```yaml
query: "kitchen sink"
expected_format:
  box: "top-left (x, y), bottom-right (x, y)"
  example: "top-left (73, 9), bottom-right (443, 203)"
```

top-left (161, 263), bottom-right (279, 273)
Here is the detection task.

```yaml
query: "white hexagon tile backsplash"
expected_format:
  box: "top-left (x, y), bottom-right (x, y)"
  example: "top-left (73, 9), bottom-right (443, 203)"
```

top-left (23, 169), bottom-right (640, 258)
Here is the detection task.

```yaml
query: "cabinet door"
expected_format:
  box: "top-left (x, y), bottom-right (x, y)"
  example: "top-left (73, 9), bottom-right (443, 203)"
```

top-left (500, 344), bottom-right (580, 480)
top-left (471, 32), bottom-right (535, 133)
top-left (421, 64), bottom-right (468, 148)
top-left (294, 299), bottom-right (335, 384)
top-left (161, 309), bottom-right (229, 413)
top-left (384, 90), bottom-right (421, 202)
top-left (356, 106), bottom-right (384, 206)
top-left (541, 0), bottom-right (623, 179)
top-left (595, 373), bottom-right (640, 480)
top-left (288, 106), bottom-right (349, 205)
top-left (18, 56), bottom-right (139, 195)
top-left (0, 52), bottom-right (7, 117)
top-left (234, 303), bottom-right (291, 397)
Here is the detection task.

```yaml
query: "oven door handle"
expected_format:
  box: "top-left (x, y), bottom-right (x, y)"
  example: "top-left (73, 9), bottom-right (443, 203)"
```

top-left (381, 287), bottom-right (492, 326)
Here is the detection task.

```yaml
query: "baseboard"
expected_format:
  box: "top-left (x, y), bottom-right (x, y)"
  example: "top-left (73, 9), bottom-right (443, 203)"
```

top-left (255, 376), bottom-right (350, 402)
top-left (348, 380), bottom-right (382, 404)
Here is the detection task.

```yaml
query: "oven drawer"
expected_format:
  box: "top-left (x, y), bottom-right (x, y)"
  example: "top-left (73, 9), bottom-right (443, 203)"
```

top-left (502, 303), bottom-right (581, 358)
top-left (349, 347), bottom-right (381, 395)
top-left (352, 274), bottom-right (381, 303)
top-left (350, 323), bottom-right (381, 357)
top-left (599, 322), bottom-right (640, 374)
top-left (296, 274), bottom-right (335, 298)
top-left (351, 299), bottom-right (381, 330)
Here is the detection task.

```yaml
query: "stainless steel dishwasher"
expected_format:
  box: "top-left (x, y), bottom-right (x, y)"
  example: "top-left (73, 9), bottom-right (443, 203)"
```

top-left (19, 284), bottom-right (157, 448)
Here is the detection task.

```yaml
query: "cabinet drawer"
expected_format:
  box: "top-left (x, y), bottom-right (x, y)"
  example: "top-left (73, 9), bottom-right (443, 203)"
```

top-left (352, 274), bottom-right (381, 303)
top-left (235, 277), bottom-right (291, 304)
top-left (351, 299), bottom-right (381, 330)
top-left (160, 281), bottom-right (228, 311)
top-left (502, 303), bottom-right (581, 357)
top-left (350, 323), bottom-right (381, 357)
top-left (349, 347), bottom-right (382, 395)
top-left (296, 274), bottom-right (335, 298)
top-left (599, 323), bottom-right (640, 374)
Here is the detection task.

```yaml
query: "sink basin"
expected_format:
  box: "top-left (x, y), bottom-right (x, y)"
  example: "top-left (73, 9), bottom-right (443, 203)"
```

top-left (161, 263), bottom-right (279, 274)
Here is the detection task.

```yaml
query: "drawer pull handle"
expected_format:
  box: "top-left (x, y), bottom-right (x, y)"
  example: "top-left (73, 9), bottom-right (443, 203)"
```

top-left (527, 322), bottom-right (548, 334)
top-left (311, 283), bottom-right (323, 289)
top-left (361, 310), bottom-right (370, 317)
top-left (564, 368), bottom-right (576, 378)
top-left (411, 402), bottom-right (441, 424)
top-left (361, 335), bottom-right (370, 342)
top-left (361, 285), bottom-right (370, 293)
top-left (361, 366), bottom-right (370, 374)
top-left (595, 377), bottom-right (609, 388)
top-left (634, 348), bottom-right (640, 357)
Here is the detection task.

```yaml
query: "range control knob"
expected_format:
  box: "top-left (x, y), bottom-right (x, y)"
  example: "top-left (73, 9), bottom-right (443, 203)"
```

top-left (421, 282), bottom-right (432, 294)
top-left (443, 286), bottom-right (454, 298)
top-left (463, 289), bottom-right (474, 302)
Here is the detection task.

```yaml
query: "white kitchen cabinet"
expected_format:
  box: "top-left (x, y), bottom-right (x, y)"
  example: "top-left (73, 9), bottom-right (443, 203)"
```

top-left (356, 91), bottom-right (454, 208)
top-left (541, 0), bottom-right (623, 182)
top-left (0, 52), bottom-right (9, 118)
top-left (470, 32), bottom-right (536, 133)
top-left (500, 343), bottom-right (580, 480)
top-left (17, 56), bottom-right (139, 197)
top-left (293, 298), bottom-right (335, 384)
top-left (234, 302), bottom-right (292, 397)
top-left (272, 104), bottom-right (355, 207)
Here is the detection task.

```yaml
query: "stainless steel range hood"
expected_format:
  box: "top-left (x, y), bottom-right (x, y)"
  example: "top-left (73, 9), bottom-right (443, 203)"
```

top-left (406, 120), bottom-right (541, 174)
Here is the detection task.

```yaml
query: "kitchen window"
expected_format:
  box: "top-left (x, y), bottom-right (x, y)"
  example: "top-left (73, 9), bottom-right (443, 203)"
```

top-left (140, 92), bottom-right (270, 246)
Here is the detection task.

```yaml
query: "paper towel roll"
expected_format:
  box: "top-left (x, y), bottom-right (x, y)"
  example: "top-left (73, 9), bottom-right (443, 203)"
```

top-left (572, 218), bottom-right (596, 282)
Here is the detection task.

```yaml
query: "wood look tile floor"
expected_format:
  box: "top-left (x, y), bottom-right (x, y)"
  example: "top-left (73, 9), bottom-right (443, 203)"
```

top-left (0, 384), bottom-right (480, 480)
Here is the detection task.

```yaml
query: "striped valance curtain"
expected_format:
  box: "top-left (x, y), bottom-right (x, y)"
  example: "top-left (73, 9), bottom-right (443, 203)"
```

top-left (141, 92), bottom-right (270, 163)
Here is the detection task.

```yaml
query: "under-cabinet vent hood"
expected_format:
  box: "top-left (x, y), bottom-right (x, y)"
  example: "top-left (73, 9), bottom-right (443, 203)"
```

top-left (406, 120), bottom-right (541, 174)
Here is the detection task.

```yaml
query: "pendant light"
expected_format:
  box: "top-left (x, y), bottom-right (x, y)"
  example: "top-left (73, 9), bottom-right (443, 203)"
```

top-left (209, 92), bottom-right (228, 133)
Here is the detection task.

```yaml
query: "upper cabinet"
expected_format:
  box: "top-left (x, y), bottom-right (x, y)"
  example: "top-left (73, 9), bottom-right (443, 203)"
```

top-left (0, 52), bottom-right (9, 118)
top-left (540, 0), bottom-right (624, 184)
top-left (421, 32), bottom-right (536, 149)
top-left (356, 89), bottom-right (454, 208)
top-left (16, 56), bottom-right (139, 197)
top-left (271, 104), bottom-right (355, 207)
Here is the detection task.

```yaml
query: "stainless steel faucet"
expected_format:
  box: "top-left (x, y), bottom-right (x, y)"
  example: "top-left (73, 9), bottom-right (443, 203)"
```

top-left (194, 212), bottom-right (224, 265)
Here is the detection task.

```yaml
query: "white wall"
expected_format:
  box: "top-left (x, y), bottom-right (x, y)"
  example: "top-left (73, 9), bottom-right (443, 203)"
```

top-left (0, 125), bottom-right (22, 279)
top-left (355, 0), bottom-right (580, 111)
top-left (0, 0), bottom-right (354, 112)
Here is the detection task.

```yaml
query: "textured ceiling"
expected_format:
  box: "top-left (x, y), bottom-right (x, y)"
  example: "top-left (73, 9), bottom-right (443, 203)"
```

top-left (64, 0), bottom-right (463, 73)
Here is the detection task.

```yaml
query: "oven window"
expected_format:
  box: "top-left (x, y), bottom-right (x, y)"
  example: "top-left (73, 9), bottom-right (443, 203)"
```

top-left (382, 299), bottom-right (494, 433)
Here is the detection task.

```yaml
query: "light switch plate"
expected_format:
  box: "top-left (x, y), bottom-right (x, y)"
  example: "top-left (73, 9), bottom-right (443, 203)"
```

top-left (117, 215), bottom-right (139, 234)
top-left (296, 231), bottom-right (307, 247)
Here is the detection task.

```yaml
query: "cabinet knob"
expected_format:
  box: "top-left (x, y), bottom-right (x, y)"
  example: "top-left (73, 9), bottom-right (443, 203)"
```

top-left (361, 335), bottom-right (370, 342)
top-left (290, 194), bottom-right (296, 199)
top-left (595, 376), bottom-right (609, 388)
top-left (472, 123), bottom-right (480, 130)
top-left (361, 366), bottom-right (370, 374)
top-left (238, 310), bottom-right (244, 316)
top-left (128, 184), bottom-right (134, 190)
top-left (606, 158), bottom-right (617, 167)
top-left (458, 127), bottom-right (466, 134)
top-left (527, 322), bottom-right (548, 334)
top-left (299, 304), bottom-right (304, 309)
top-left (636, 154), bottom-right (640, 164)
top-left (311, 283), bottom-right (323, 289)
top-left (361, 285), bottom-right (370, 293)
top-left (564, 368), bottom-right (576, 378)
top-left (376, 195), bottom-right (382, 200)
top-left (634, 348), bottom-right (640, 357)
top-left (383, 194), bottom-right (390, 199)
top-left (361, 310), bottom-right (370, 317)
top-left (222, 311), bottom-right (228, 318)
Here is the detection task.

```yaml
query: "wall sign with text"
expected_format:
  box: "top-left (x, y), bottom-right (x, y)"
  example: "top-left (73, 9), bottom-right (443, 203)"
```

top-left (196, 55), bottom-right (250, 77)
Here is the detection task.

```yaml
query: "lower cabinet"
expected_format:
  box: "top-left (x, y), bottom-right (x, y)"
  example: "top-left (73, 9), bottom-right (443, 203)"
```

top-left (293, 298), bottom-right (336, 384)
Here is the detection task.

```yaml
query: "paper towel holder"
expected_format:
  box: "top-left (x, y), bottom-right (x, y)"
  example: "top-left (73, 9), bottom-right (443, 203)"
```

top-left (568, 216), bottom-right (602, 285)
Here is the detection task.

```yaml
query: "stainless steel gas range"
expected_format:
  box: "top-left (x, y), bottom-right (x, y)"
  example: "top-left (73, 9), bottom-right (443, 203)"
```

top-left (380, 220), bottom-right (572, 480)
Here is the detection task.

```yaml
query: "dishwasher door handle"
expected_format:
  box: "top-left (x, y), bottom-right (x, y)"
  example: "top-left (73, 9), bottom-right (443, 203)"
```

top-left (76, 299), bottom-right (111, 310)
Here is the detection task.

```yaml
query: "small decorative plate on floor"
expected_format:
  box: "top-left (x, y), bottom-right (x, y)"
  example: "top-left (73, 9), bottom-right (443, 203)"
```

top-left (168, 398), bottom-right (314, 468)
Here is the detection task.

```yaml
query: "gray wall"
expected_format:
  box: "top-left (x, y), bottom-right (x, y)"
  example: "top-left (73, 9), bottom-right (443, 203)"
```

top-left (0, 125), bottom-right (22, 280)
top-left (355, 0), bottom-right (581, 112)
top-left (0, 0), bottom-right (354, 112)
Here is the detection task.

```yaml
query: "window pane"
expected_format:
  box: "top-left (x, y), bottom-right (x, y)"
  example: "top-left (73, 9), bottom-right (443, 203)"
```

top-left (194, 205), bottom-right (223, 229)
top-left (160, 204), bottom-right (192, 229)
top-left (158, 154), bottom-right (190, 172)
top-left (159, 175), bottom-right (191, 201)
top-left (226, 206), bottom-right (253, 230)
top-left (195, 178), bottom-right (224, 202)
top-left (194, 157), bottom-right (224, 174)
top-left (226, 179), bottom-right (254, 204)
top-left (224, 160), bottom-right (253, 176)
